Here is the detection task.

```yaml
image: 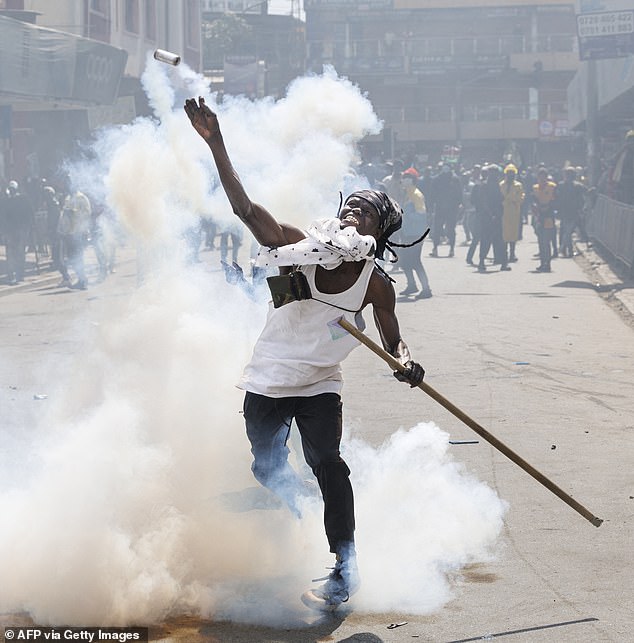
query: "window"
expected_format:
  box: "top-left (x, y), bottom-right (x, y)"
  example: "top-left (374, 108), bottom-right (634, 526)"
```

top-left (125, 0), bottom-right (139, 34)
top-left (476, 105), bottom-right (499, 121)
top-left (454, 38), bottom-right (475, 57)
top-left (427, 37), bottom-right (452, 56)
top-left (427, 105), bottom-right (453, 122)
top-left (185, 0), bottom-right (201, 50)
top-left (500, 104), bottom-right (526, 120)
top-left (475, 37), bottom-right (500, 55)
top-left (500, 35), bottom-right (525, 54)
top-left (145, 0), bottom-right (156, 41)
top-left (86, 0), bottom-right (111, 42)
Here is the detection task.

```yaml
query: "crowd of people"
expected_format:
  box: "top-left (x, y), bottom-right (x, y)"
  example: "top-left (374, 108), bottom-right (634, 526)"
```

top-left (4, 127), bottom-right (634, 290)
top-left (355, 155), bottom-right (593, 283)
top-left (0, 156), bottom-right (595, 291)
top-left (0, 177), bottom-right (119, 288)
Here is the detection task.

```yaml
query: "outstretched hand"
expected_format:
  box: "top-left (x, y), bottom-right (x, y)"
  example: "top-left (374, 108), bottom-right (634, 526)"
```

top-left (393, 360), bottom-right (425, 387)
top-left (184, 97), bottom-right (220, 141)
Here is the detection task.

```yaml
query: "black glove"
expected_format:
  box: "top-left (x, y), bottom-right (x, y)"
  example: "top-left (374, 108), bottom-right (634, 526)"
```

top-left (393, 360), bottom-right (425, 387)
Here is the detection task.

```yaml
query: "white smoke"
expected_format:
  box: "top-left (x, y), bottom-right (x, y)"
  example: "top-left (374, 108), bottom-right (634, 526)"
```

top-left (0, 56), bottom-right (506, 627)
top-left (348, 424), bottom-right (506, 613)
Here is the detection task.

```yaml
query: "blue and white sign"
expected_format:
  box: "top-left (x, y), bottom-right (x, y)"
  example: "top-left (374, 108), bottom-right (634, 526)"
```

top-left (576, 0), bottom-right (634, 60)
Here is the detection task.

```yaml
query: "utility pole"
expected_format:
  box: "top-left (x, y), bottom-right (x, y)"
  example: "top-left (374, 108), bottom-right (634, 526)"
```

top-left (585, 58), bottom-right (599, 187)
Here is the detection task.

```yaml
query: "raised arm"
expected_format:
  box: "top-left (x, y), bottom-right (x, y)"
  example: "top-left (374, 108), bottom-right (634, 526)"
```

top-left (184, 97), bottom-right (304, 247)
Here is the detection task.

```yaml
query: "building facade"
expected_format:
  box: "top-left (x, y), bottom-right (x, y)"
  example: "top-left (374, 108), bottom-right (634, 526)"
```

top-left (202, 1), bottom-right (304, 99)
top-left (305, 0), bottom-right (582, 166)
top-left (0, 0), bottom-right (201, 185)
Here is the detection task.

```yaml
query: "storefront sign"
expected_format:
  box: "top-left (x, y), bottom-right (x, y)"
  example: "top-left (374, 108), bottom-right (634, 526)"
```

top-left (0, 15), bottom-right (127, 105)
top-left (576, 0), bottom-right (634, 59)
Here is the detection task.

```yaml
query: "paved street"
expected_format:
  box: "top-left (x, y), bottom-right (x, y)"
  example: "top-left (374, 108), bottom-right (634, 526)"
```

top-left (1, 225), bottom-right (633, 643)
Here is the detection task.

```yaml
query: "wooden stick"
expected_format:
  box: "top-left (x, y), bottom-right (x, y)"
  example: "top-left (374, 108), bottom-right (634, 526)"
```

top-left (337, 317), bottom-right (603, 528)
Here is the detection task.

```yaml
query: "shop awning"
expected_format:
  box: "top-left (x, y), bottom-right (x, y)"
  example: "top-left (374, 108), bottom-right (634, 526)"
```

top-left (0, 14), bottom-right (128, 107)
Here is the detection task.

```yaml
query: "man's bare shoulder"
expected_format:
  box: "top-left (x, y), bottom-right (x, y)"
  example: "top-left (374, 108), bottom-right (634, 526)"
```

top-left (280, 223), bottom-right (307, 244)
top-left (365, 265), bottom-right (395, 308)
top-left (370, 264), bottom-right (392, 285)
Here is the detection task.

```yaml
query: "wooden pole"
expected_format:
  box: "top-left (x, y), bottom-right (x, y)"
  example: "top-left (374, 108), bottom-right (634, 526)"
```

top-left (337, 317), bottom-right (603, 528)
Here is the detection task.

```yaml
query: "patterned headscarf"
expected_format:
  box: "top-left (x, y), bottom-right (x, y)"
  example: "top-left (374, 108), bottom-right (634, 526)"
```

top-left (343, 190), bottom-right (403, 260)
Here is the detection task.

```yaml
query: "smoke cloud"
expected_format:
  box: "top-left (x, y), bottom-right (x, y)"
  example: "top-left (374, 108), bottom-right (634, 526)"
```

top-left (0, 57), bottom-right (506, 627)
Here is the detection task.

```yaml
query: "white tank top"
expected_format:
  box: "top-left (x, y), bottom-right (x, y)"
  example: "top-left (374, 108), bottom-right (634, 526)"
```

top-left (238, 260), bottom-right (376, 397)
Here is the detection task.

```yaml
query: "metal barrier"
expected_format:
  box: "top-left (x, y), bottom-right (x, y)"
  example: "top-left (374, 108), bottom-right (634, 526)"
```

top-left (588, 195), bottom-right (634, 271)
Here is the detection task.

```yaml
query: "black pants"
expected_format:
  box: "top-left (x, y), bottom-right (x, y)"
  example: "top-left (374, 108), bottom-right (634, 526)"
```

top-left (243, 391), bottom-right (355, 554)
top-left (466, 215), bottom-right (482, 263)
top-left (479, 217), bottom-right (507, 267)
top-left (432, 209), bottom-right (457, 249)
top-left (5, 230), bottom-right (27, 281)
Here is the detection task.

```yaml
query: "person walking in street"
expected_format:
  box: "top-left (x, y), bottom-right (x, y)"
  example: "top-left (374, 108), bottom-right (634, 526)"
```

top-left (378, 159), bottom-right (407, 274)
top-left (91, 200), bottom-right (118, 280)
top-left (429, 164), bottom-right (462, 258)
top-left (466, 164), bottom-right (486, 266)
top-left (219, 221), bottom-right (244, 266)
top-left (42, 185), bottom-right (63, 273)
top-left (184, 96), bottom-right (425, 611)
top-left (418, 165), bottom-right (435, 207)
top-left (380, 159), bottom-right (406, 207)
top-left (202, 216), bottom-right (218, 250)
top-left (397, 168), bottom-right (432, 299)
top-left (459, 169), bottom-right (473, 245)
top-left (477, 165), bottom-right (509, 272)
top-left (3, 180), bottom-right (34, 285)
top-left (500, 164), bottom-right (524, 263)
top-left (555, 166), bottom-right (587, 258)
top-left (58, 188), bottom-right (92, 289)
top-left (531, 167), bottom-right (557, 273)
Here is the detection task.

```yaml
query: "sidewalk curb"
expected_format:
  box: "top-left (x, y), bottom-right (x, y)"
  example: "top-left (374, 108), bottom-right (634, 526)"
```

top-left (0, 273), bottom-right (60, 297)
top-left (574, 239), bottom-right (634, 330)
top-left (0, 258), bottom-right (137, 298)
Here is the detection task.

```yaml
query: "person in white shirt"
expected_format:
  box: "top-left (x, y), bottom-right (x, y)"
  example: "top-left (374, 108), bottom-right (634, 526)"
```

top-left (185, 96), bottom-right (425, 610)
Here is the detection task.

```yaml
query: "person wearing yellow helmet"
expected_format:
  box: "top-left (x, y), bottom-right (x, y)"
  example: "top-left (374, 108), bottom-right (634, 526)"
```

top-left (500, 164), bottom-right (524, 263)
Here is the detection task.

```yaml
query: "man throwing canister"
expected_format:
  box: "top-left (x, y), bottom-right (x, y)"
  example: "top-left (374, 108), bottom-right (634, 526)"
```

top-left (184, 97), bottom-right (425, 611)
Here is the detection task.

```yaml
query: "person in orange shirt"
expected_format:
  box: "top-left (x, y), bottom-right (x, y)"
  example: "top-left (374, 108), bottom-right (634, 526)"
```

top-left (531, 167), bottom-right (557, 272)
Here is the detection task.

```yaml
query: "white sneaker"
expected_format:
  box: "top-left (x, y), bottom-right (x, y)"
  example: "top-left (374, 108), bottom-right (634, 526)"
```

top-left (301, 555), bottom-right (360, 611)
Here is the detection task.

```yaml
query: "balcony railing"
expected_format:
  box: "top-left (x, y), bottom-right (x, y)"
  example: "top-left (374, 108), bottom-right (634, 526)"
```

top-left (375, 102), bottom-right (568, 124)
top-left (589, 195), bottom-right (634, 271)
top-left (309, 33), bottom-right (577, 72)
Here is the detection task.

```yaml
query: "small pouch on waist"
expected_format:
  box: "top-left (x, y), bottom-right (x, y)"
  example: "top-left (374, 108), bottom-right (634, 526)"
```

top-left (266, 270), bottom-right (313, 308)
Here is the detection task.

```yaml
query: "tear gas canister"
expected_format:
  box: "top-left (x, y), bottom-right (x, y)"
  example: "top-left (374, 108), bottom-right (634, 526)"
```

top-left (153, 49), bottom-right (181, 66)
